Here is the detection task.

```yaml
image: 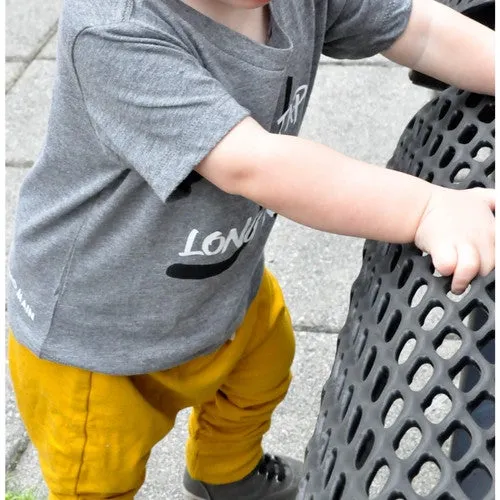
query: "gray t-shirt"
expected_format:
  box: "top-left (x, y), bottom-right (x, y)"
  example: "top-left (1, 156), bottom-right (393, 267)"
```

top-left (8, 0), bottom-right (411, 375)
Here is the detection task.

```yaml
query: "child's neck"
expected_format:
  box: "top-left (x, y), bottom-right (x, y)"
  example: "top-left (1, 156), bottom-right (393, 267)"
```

top-left (182, 0), bottom-right (270, 44)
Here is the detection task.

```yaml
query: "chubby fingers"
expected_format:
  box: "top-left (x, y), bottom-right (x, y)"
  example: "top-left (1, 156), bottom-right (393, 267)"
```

top-left (432, 240), bottom-right (494, 294)
top-left (431, 243), bottom-right (457, 278)
top-left (450, 243), bottom-right (481, 294)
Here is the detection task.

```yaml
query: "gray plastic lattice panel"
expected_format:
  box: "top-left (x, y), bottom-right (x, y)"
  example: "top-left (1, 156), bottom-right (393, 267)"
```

top-left (438, 0), bottom-right (494, 23)
top-left (299, 88), bottom-right (495, 500)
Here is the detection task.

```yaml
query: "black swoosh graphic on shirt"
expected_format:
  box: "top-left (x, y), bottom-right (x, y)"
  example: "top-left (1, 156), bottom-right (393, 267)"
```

top-left (283, 76), bottom-right (294, 115)
top-left (166, 242), bottom-right (248, 280)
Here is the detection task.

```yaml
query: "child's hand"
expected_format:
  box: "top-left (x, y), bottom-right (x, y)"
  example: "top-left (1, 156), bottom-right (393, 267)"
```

top-left (414, 187), bottom-right (495, 294)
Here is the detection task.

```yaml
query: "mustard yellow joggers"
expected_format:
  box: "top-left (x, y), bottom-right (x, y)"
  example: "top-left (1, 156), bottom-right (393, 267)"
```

top-left (8, 269), bottom-right (295, 499)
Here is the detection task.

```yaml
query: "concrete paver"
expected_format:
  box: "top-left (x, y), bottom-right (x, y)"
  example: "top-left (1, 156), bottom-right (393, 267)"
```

top-left (5, 62), bottom-right (26, 91)
top-left (267, 220), bottom-right (364, 331)
top-left (38, 33), bottom-right (58, 60)
top-left (5, 0), bottom-right (60, 60)
top-left (320, 53), bottom-right (396, 66)
top-left (300, 65), bottom-right (431, 165)
top-left (6, 61), bottom-right (55, 165)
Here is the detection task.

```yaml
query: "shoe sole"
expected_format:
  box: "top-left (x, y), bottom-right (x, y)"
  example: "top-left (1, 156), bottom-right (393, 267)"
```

top-left (182, 486), bottom-right (206, 500)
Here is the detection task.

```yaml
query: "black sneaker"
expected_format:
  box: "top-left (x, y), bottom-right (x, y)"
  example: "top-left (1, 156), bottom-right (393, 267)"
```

top-left (183, 453), bottom-right (303, 499)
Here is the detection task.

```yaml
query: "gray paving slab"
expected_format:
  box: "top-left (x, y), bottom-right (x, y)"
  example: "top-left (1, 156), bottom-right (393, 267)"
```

top-left (6, 62), bottom-right (26, 91)
top-left (6, 61), bottom-right (55, 165)
top-left (38, 32), bottom-right (58, 60)
top-left (5, 331), bottom-right (338, 498)
top-left (6, 0), bottom-right (60, 60)
top-left (266, 221), bottom-right (364, 332)
top-left (320, 53), bottom-right (396, 66)
top-left (300, 64), bottom-right (432, 165)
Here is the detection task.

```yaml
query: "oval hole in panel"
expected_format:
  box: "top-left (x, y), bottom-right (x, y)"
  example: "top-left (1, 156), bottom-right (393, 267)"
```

top-left (319, 427), bottom-right (331, 464)
top-left (438, 99), bottom-right (451, 119)
top-left (397, 334), bottom-right (417, 365)
top-left (371, 367), bottom-right (389, 402)
top-left (485, 281), bottom-right (495, 301)
top-left (451, 164), bottom-right (471, 184)
top-left (434, 329), bottom-right (462, 360)
top-left (356, 329), bottom-right (369, 360)
top-left (429, 135), bottom-right (443, 155)
top-left (347, 407), bottom-right (363, 444)
top-left (465, 92), bottom-right (483, 108)
top-left (472, 143), bottom-right (493, 162)
top-left (457, 461), bottom-right (492, 499)
top-left (450, 359), bottom-right (481, 392)
top-left (420, 304), bottom-right (445, 331)
top-left (423, 391), bottom-right (452, 424)
top-left (362, 346), bottom-right (377, 381)
top-left (478, 103), bottom-right (494, 123)
top-left (340, 385), bottom-right (354, 422)
top-left (389, 245), bottom-right (403, 272)
top-left (395, 425), bottom-right (422, 459)
top-left (331, 473), bottom-right (346, 499)
top-left (467, 392), bottom-right (494, 429)
top-left (447, 110), bottom-right (463, 131)
top-left (384, 311), bottom-right (402, 343)
top-left (382, 393), bottom-right (404, 429)
top-left (421, 126), bottom-right (432, 146)
top-left (370, 279), bottom-right (382, 307)
top-left (439, 424), bottom-right (472, 462)
top-left (397, 260), bottom-right (413, 289)
top-left (409, 281), bottom-right (428, 308)
top-left (439, 146), bottom-right (456, 168)
top-left (367, 463), bottom-right (391, 499)
top-left (323, 448), bottom-right (338, 488)
top-left (460, 300), bottom-right (489, 331)
top-left (377, 294), bottom-right (391, 324)
top-left (356, 430), bottom-right (375, 470)
top-left (409, 361), bottom-right (434, 392)
top-left (410, 459), bottom-right (441, 497)
top-left (457, 124), bottom-right (478, 144)
top-left (477, 331), bottom-right (494, 364)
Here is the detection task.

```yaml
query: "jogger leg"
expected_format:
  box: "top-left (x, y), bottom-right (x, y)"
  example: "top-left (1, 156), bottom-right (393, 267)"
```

top-left (185, 270), bottom-right (296, 484)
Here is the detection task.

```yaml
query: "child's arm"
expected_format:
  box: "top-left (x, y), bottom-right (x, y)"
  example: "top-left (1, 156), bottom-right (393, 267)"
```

top-left (382, 0), bottom-right (495, 95)
top-left (196, 117), bottom-right (495, 295)
top-left (197, 0), bottom-right (495, 295)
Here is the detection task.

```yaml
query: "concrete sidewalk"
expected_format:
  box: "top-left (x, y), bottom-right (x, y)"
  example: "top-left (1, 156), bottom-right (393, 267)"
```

top-left (5, 0), bottom-right (433, 497)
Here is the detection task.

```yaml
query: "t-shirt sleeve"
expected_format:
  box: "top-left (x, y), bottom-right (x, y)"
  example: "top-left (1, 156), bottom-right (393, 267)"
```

top-left (72, 25), bottom-right (250, 202)
top-left (322, 0), bottom-right (413, 60)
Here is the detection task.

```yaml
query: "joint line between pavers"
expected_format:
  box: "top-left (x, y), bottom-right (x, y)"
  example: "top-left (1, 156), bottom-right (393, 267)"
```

top-left (293, 324), bottom-right (340, 334)
top-left (6, 21), bottom-right (59, 94)
top-left (6, 433), bottom-right (31, 473)
top-left (319, 60), bottom-right (396, 68)
top-left (6, 161), bottom-right (35, 169)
